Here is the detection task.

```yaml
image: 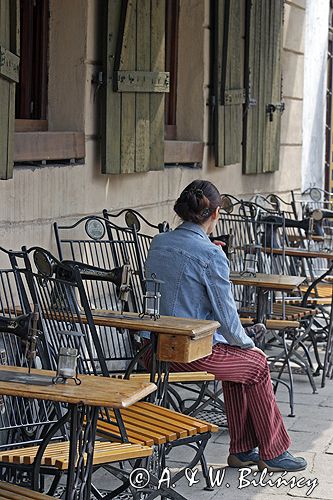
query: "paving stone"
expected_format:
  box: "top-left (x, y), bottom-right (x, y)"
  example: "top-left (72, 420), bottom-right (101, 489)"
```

top-left (319, 396), bottom-right (333, 408)
top-left (288, 416), bottom-right (333, 432)
top-left (93, 351), bottom-right (333, 499)
top-left (285, 453), bottom-right (333, 499)
top-left (166, 442), bottom-right (230, 466)
top-left (276, 391), bottom-right (328, 407)
top-left (325, 442), bottom-right (333, 454)
top-left (211, 430), bottom-right (230, 445)
top-left (287, 429), bottom-right (333, 453)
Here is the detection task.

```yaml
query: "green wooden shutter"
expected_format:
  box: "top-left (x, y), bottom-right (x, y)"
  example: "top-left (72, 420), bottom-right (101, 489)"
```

top-left (214, 0), bottom-right (244, 167)
top-left (243, 0), bottom-right (283, 174)
top-left (0, 0), bottom-right (20, 180)
top-left (102, 0), bottom-right (168, 175)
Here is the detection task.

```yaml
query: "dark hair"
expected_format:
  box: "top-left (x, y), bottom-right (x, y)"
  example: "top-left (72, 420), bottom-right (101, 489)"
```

top-left (174, 180), bottom-right (221, 224)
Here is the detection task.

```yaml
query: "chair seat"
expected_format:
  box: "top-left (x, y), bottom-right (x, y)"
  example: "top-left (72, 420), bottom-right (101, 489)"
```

top-left (239, 304), bottom-right (316, 320)
top-left (278, 297), bottom-right (332, 305)
top-left (271, 303), bottom-right (318, 318)
top-left (300, 283), bottom-right (332, 298)
top-left (0, 441), bottom-right (152, 471)
top-left (0, 481), bottom-right (53, 500)
top-left (111, 371), bottom-right (215, 383)
top-left (97, 402), bottom-right (219, 446)
top-left (240, 317), bottom-right (300, 329)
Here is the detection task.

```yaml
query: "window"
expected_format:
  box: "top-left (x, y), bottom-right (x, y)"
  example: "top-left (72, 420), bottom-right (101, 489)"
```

top-left (15, 0), bottom-right (48, 128)
top-left (165, 0), bottom-right (179, 141)
top-left (13, 0), bottom-right (84, 165)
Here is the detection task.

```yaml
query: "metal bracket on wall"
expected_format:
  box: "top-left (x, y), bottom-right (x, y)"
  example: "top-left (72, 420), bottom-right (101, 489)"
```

top-left (224, 89), bottom-right (246, 105)
top-left (114, 70), bottom-right (170, 93)
top-left (0, 46), bottom-right (20, 83)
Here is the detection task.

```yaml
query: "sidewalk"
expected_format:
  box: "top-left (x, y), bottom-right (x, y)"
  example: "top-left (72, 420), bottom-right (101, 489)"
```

top-left (93, 372), bottom-right (332, 499)
top-left (166, 372), bottom-right (333, 499)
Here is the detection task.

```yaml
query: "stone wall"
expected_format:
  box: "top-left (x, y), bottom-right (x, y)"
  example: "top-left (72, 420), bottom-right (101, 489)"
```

top-left (0, 0), bottom-right (320, 260)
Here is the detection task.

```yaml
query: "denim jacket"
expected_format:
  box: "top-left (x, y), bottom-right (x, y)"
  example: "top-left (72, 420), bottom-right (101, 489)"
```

top-left (145, 222), bottom-right (254, 349)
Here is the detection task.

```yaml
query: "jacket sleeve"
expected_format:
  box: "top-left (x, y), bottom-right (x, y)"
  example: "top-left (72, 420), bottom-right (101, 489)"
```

top-left (203, 247), bottom-right (255, 349)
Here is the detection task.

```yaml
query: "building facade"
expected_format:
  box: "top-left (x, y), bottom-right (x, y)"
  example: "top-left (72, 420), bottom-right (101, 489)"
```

top-left (0, 0), bottom-right (329, 254)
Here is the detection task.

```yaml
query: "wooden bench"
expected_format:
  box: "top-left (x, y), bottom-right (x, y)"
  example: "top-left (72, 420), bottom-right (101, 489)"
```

top-left (277, 296), bottom-right (332, 305)
top-left (271, 303), bottom-right (318, 319)
top-left (240, 317), bottom-right (300, 329)
top-left (239, 304), bottom-right (316, 321)
top-left (300, 282), bottom-right (333, 298)
top-left (0, 441), bottom-right (152, 471)
top-left (0, 481), bottom-right (53, 499)
top-left (96, 402), bottom-right (219, 446)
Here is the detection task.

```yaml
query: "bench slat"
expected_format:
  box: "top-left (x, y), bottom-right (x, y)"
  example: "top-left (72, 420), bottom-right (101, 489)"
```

top-left (0, 442), bottom-right (152, 470)
top-left (135, 402), bottom-right (219, 433)
top-left (0, 482), bottom-right (53, 499)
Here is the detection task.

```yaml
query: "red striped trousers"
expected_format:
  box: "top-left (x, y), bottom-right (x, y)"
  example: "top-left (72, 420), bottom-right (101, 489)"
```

top-left (144, 343), bottom-right (291, 460)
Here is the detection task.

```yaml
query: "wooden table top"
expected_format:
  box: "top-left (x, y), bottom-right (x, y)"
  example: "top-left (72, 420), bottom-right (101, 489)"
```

top-left (230, 272), bottom-right (305, 290)
top-left (10, 306), bottom-right (219, 340)
top-left (91, 310), bottom-right (220, 339)
top-left (262, 247), bottom-right (333, 259)
top-left (0, 365), bottom-right (156, 408)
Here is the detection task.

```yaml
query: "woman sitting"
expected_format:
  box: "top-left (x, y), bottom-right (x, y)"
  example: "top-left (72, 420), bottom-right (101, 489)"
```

top-left (144, 179), bottom-right (307, 473)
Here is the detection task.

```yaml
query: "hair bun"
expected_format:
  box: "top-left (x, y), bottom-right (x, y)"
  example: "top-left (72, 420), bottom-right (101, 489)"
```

top-left (180, 188), bottom-right (203, 200)
top-left (174, 179), bottom-right (221, 224)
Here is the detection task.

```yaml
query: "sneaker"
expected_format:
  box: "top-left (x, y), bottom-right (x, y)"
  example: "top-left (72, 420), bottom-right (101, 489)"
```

top-left (258, 451), bottom-right (307, 472)
top-left (228, 448), bottom-right (260, 468)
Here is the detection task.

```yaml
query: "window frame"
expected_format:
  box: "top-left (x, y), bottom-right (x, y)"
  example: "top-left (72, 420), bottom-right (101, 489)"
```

top-left (14, 0), bottom-right (85, 165)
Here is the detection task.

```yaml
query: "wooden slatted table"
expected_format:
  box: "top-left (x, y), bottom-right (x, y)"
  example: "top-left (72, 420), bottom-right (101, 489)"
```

top-left (262, 247), bottom-right (333, 260)
top-left (7, 308), bottom-right (219, 364)
top-left (230, 273), bottom-right (305, 291)
top-left (0, 365), bottom-right (156, 500)
top-left (230, 273), bottom-right (305, 323)
top-left (91, 310), bottom-right (220, 363)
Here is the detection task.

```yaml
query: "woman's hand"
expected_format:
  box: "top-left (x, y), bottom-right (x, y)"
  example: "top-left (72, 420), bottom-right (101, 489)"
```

top-left (249, 346), bottom-right (267, 357)
top-left (211, 240), bottom-right (226, 248)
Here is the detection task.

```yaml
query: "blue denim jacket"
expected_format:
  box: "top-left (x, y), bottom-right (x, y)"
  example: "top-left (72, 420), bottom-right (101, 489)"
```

top-left (145, 222), bottom-right (254, 349)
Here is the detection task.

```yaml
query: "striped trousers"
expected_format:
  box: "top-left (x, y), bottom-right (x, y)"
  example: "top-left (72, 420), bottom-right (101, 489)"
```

top-left (144, 343), bottom-right (291, 460)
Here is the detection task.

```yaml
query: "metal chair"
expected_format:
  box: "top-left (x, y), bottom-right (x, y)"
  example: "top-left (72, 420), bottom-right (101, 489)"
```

top-left (213, 200), bottom-right (323, 413)
top-left (16, 247), bottom-right (218, 496)
top-left (54, 214), bottom-right (227, 425)
top-left (0, 248), bottom-right (154, 499)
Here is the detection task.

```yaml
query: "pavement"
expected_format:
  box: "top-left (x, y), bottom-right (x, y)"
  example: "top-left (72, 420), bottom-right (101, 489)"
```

top-left (90, 366), bottom-right (333, 500)
top-left (52, 345), bottom-right (333, 500)
top-left (164, 372), bottom-right (333, 500)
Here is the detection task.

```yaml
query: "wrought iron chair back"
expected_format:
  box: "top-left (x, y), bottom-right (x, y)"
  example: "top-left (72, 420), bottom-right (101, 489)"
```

top-left (0, 248), bottom-right (59, 446)
top-left (0, 249), bottom-right (70, 497)
top-left (15, 247), bottom-right (120, 377)
top-left (13, 248), bottom-right (130, 438)
top-left (55, 215), bottom-right (148, 314)
top-left (53, 218), bottom-right (143, 372)
top-left (102, 208), bottom-right (170, 301)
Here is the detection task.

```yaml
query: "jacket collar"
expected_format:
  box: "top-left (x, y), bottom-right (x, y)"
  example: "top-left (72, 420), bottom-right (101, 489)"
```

top-left (176, 221), bottom-right (210, 240)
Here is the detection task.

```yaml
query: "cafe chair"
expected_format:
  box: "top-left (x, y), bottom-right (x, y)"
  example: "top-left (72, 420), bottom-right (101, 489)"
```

top-left (0, 251), bottom-right (155, 499)
top-left (102, 207), bottom-right (170, 284)
top-left (213, 203), bottom-right (322, 413)
top-left (53, 215), bottom-right (225, 424)
top-left (15, 247), bottom-right (218, 496)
